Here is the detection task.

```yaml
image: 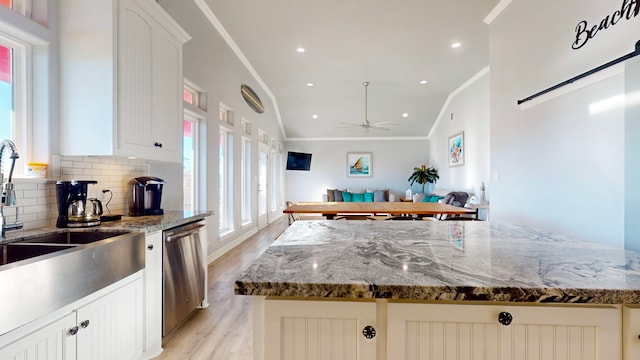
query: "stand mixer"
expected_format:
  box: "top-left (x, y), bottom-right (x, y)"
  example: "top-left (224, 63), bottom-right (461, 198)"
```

top-left (56, 180), bottom-right (103, 228)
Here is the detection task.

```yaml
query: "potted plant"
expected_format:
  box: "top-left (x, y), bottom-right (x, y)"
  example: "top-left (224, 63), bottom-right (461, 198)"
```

top-left (408, 165), bottom-right (439, 195)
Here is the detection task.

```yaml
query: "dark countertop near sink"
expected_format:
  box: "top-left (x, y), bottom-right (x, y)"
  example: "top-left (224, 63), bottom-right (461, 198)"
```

top-left (1, 210), bottom-right (213, 245)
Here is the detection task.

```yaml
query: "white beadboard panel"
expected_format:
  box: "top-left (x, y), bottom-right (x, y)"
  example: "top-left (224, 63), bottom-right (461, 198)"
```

top-left (264, 300), bottom-right (377, 360)
top-left (388, 303), bottom-right (620, 360)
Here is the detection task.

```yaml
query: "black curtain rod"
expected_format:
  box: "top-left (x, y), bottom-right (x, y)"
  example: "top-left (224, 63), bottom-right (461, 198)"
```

top-left (517, 40), bottom-right (640, 105)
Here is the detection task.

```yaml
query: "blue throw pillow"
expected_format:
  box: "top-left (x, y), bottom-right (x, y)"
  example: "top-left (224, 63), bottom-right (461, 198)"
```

top-left (352, 193), bottom-right (365, 202)
top-left (364, 192), bottom-right (374, 202)
top-left (341, 191), bottom-right (352, 202)
top-left (422, 195), bottom-right (431, 202)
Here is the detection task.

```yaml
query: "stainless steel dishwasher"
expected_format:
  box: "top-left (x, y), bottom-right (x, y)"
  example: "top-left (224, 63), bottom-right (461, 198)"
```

top-left (163, 220), bottom-right (207, 336)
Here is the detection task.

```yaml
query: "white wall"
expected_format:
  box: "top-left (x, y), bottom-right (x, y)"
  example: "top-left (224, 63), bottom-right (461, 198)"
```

top-left (284, 139), bottom-right (429, 202)
top-left (489, 0), bottom-right (639, 247)
top-left (428, 70), bottom-right (490, 198)
top-left (158, 1), bottom-right (286, 257)
top-left (626, 56), bottom-right (640, 250)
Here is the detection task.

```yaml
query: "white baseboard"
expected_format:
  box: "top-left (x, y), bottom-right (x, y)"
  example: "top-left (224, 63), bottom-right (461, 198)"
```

top-left (207, 227), bottom-right (258, 264)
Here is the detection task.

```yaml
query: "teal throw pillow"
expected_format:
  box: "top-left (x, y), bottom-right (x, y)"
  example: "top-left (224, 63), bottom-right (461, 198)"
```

top-left (364, 192), bottom-right (374, 202)
top-left (352, 193), bottom-right (365, 202)
top-left (341, 191), bottom-right (353, 202)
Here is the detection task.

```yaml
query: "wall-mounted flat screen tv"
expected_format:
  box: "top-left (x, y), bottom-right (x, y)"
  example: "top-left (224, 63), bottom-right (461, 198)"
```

top-left (286, 151), bottom-right (312, 171)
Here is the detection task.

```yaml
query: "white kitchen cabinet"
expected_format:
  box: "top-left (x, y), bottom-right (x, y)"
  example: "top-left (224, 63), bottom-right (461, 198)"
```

top-left (59, 0), bottom-right (190, 162)
top-left (75, 274), bottom-right (144, 360)
top-left (255, 299), bottom-right (627, 360)
top-left (387, 302), bottom-right (620, 360)
top-left (0, 273), bottom-right (143, 360)
top-left (623, 306), bottom-right (640, 359)
top-left (0, 313), bottom-right (77, 360)
top-left (260, 299), bottom-right (377, 360)
top-left (143, 231), bottom-right (163, 357)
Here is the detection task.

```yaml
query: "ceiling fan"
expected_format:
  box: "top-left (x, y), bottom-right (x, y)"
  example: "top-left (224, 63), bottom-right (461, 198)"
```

top-left (336, 82), bottom-right (399, 131)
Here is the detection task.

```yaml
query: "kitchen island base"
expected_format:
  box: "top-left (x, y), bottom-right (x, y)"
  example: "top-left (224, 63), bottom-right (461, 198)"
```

top-left (253, 297), bottom-right (629, 360)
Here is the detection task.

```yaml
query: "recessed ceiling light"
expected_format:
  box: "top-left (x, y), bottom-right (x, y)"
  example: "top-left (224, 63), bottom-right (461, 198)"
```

top-left (296, 47), bottom-right (306, 53)
top-left (312, 114), bottom-right (318, 119)
top-left (306, 82), bottom-right (314, 87)
top-left (420, 80), bottom-right (428, 85)
top-left (451, 42), bottom-right (461, 48)
top-left (402, 113), bottom-right (409, 118)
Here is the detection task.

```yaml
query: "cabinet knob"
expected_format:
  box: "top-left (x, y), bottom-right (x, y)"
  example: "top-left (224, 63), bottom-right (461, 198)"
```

top-left (147, 244), bottom-right (154, 250)
top-left (68, 326), bottom-right (79, 336)
top-left (498, 311), bottom-right (513, 326)
top-left (80, 320), bottom-right (90, 328)
top-left (154, 142), bottom-right (163, 148)
top-left (362, 325), bottom-right (376, 339)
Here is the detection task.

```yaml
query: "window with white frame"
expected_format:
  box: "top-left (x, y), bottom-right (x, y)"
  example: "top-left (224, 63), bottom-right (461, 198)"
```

top-left (241, 136), bottom-right (252, 225)
top-left (0, 34), bottom-right (27, 175)
top-left (270, 141), bottom-right (278, 212)
top-left (219, 123), bottom-right (234, 234)
top-left (183, 82), bottom-right (206, 212)
top-left (0, 0), bottom-right (31, 17)
top-left (183, 117), bottom-right (197, 212)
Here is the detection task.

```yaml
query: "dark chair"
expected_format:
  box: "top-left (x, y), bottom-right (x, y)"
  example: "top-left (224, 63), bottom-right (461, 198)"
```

top-left (439, 191), bottom-right (471, 220)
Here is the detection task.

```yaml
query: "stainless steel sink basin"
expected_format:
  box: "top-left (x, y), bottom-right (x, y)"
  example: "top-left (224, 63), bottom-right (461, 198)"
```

top-left (1, 243), bottom-right (77, 265)
top-left (18, 230), bottom-right (130, 245)
top-left (0, 231), bottom-right (130, 266)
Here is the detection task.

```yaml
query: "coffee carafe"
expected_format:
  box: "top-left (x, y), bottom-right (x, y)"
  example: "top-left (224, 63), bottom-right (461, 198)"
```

top-left (56, 180), bottom-right (103, 228)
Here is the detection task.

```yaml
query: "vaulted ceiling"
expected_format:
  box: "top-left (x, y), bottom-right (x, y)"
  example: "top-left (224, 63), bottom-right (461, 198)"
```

top-left (206, 0), bottom-right (499, 139)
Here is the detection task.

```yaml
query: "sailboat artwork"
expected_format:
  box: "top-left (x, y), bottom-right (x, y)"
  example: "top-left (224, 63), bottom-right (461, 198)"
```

top-left (347, 152), bottom-right (372, 177)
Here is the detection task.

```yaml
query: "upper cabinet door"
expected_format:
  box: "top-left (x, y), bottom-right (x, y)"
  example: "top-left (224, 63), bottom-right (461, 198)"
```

top-left (60, 0), bottom-right (190, 163)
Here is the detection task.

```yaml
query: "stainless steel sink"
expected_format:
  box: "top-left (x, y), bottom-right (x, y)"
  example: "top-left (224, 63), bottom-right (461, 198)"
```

top-left (1, 243), bottom-right (77, 265)
top-left (18, 230), bottom-right (130, 245)
top-left (0, 231), bottom-right (130, 266)
top-left (0, 231), bottom-right (145, 335)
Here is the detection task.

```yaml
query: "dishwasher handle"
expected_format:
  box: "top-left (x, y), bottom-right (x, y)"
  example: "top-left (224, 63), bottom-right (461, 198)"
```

top-left (164, 222), bottom-right (206, 243)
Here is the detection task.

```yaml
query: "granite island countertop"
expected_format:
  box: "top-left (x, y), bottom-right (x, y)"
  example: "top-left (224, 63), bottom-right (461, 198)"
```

top-left (0, 210), bottom-right (213, 245)
top-left (235, 220), bottom-right (640, 304)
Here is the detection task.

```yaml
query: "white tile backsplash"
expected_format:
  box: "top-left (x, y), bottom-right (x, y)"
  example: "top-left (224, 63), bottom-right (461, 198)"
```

top-left (4, 155), bottom-right (150, 232)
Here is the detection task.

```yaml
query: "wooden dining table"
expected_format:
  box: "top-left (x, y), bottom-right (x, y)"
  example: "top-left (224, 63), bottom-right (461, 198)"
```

top-left (283, 201), bottom-right (478, 220)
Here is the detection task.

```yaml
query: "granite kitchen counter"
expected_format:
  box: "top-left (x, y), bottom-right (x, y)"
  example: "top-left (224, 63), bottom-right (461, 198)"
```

top-left (0, 210), bottom-right (212, 245)
top-left (235, 220), bottom-right (640, 304)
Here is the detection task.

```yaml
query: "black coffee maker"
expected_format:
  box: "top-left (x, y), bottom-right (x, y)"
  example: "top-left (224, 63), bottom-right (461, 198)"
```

top-left (128, 176), bottom-right (165, 216)
top-left (56, 180), bottom-right (103, 228)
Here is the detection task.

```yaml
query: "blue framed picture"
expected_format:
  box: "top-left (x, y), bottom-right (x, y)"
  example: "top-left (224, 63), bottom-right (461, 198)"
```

top-left (347, 152), bottom-right (372, 177)
top-left (448, 131), bottom-right (464, 167)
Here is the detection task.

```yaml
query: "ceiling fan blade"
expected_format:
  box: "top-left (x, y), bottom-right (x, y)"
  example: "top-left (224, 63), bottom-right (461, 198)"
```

top-left (335, 122), bottom-right (363, 129)
top-left (373, 124), bottom-right (399, 128)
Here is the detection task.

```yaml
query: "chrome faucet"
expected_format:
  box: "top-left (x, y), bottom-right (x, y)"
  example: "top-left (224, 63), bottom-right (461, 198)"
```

top-left (0, 139), bottom-right (23, 239)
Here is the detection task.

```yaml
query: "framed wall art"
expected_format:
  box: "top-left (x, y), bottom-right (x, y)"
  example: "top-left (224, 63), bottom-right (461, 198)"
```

top-left (448, 131), bottom-right (464, 167)
top-left (347, 152), bottom-right (372, 177)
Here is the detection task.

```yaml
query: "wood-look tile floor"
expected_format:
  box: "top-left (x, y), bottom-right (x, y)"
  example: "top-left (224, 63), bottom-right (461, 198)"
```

top-left (157, 217), bottom-right (289, 360)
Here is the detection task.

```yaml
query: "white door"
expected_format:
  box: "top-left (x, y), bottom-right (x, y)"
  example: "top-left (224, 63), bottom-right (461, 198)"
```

top-left (257, 142), bottom-right (269, 229)
top-left (0, 312), bottom-right (77, 360)
top-left (76, 274), bottom-right (144, 360)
